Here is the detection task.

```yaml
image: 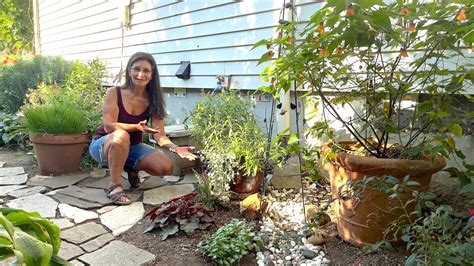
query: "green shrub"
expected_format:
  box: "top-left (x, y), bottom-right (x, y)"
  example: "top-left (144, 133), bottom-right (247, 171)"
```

top-left (25, 59), bottom-right (107, 134)
top-left (0, 207), bottom-right (70, 265)
top-left (0, 112), bottom-right (28, 149)
top-left (22, 103), bottom-right (87, 134)
top-left (0, 55), bottom-right (73, 113)
top-left (198, 219), bottom-right (255, 265)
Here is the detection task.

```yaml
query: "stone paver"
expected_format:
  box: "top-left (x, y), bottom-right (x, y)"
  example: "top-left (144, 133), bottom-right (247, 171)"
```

top-left (70, 260), bottom-right (85, 266)
top-left (143, 184), bottom-right (194, 205)
top-left (80, 233), bottom-right (115, 253)
top-left (7, 193), bottom-right (58, 218)
top-left (97, 205), bottom-right (117, 214)
top-left (164, 175), bottom-right (180, 182)
top-left (0, 161), bottom-right (6, 167)
top-left (61, 222), bottom-right (108, 245)
top-left (100, 202), bottom-right (145, 236)
top-left (89, 168), bottom-right (107, 178)
top-left (139, 176), bottom-right (168, 190)
top-left (0, 174), bottom-right (28, 185)
top-left (58, 203), bottom-right (99, 224)
top-left (49, 218), bottom-right (74, 230)
top-left (58, 241), bottom-right (84, 261)
top-left (28, 173), bottom-right (89, 189)
top-left (78, 240), bottom-right (155, 266)
top-left (52, 193), bottom-right (103, 209)
top-left (83, 177), bottom-right (131, 190)
top-left (57, 186), bottom-right (112, 205)
top-left (8, 186), bottom-right (47, 198)
top-left (0, 167), bottom-right (25, 177)
top-left (177, 173), bottom-right (198, 184)
top-left (0, 185), bottom-right (26, 196)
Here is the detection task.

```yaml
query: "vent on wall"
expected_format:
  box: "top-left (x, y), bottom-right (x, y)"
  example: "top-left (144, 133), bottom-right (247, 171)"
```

top-left (175, 61), bottom-right (191, 80)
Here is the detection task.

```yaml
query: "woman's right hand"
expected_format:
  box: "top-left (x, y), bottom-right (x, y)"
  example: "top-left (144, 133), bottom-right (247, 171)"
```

top-left (137, 120), bottom-right (160, 134)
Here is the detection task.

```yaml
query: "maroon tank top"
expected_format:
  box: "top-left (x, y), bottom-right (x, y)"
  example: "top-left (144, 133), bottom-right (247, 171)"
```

top-left (93, 87), bottom-right (150, 146)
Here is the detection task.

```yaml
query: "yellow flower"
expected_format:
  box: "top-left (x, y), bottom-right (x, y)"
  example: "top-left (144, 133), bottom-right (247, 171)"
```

top-left (335, 48), bottom-right (343, 55)
top-left (406, 21), bottom-right (416, 32)
top-left (456, 8), bottom-right (466, 21)
top-left (318, 22), bottom-right (325, 35)
top-left (400, 48), bottom-right (409, 57)
top-left (400, 5), bottom-right (409, 15)
top-left (320, 48), bottom-right (329, 57)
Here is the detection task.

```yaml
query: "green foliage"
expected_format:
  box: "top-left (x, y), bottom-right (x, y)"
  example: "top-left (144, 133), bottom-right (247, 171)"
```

top-left (0, 112), bottom-right (28, 149)
top-left (25, 59), bottom-right (108, 134)
top-left (198, 219), bottom-right (255, 266)
top-left (0, 207), bottom-right (70, 266)
top-left (0, 0), bottom-right (33, 52)
top-left (256, 1), bottom-right (474, 160)
top-left (193, 171), bottom-right (219, 210)
top-left (189, 91), bottom-right (266, 197)
top-left (143, 192), bottom-right (213, 240)
top-left (22, 102), bottom-right (87, 134)
top-left (0, 55), bottom-right (74, 113)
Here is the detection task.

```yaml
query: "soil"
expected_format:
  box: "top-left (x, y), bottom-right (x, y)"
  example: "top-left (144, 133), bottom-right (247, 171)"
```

top-left (1, 148), bottom-right (408, 265)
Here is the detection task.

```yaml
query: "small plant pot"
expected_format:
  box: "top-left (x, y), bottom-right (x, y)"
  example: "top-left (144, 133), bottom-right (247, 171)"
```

top-left (230, 170), bottom-right (264, 198)
top-left (30, 133), bottom-right (89, 176)
top-left (322, 141), bottom-right (446, 247)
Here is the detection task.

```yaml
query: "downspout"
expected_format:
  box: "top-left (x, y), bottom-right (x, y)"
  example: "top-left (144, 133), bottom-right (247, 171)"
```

top-left (32, 0), bottom-right (41, 54)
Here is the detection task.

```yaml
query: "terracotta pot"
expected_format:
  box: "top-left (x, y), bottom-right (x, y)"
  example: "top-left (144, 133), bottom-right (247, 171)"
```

top-left (322, 141), bottom-right (446, 247)
top-left (230, 170), bottom-right (264, 196)
top-left (30, 133), bottom-right (89, 176)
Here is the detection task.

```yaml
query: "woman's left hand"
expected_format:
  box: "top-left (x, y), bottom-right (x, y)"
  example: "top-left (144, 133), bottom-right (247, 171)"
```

top-left (174, 146), bottom-right (198, 161)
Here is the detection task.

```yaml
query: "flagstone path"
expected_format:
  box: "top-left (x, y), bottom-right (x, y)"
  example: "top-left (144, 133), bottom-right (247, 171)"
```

top-left (0, 163), bottom-right (196, 265)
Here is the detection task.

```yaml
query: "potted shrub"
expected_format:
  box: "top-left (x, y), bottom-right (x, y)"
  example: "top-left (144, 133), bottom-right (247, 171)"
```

top-left (189, 90), bottom-right (266, 199)
top-left (22, 102), bottom-right (89, 175)
top-left (256, 1), bottom-right (473, 246)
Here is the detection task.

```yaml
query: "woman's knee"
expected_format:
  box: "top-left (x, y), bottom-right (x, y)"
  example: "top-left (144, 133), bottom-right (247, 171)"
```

top-left (109, 129), bottom-right (130, 148)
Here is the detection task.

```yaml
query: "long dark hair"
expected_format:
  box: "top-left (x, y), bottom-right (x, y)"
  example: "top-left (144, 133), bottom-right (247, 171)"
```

top-left (124, 52), bottom-right (165, 119)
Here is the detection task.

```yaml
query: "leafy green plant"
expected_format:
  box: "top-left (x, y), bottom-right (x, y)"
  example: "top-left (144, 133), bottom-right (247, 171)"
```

top-left (143, 192), bottom-right (213, 240)
top-left (0, 0), bottom-right (33, 52)
top-left (0, 55), bottom-right (74, 113)
top-left (256, 1), bottom-right (474, 160)
top-left (0, 112), bottom-right (28, 149)
top-left (189, 91), bottom-right (266, 197)
top-left (22, 102), bottom-right (87, 134)
top-left (198, 219), bottom-right (255, 266)
top-left (193, 171), bottom-right (219, 210)
top-left (0, 207), bottom-right (70, 265)
top-left (25, 59), bottom-right (108, 134)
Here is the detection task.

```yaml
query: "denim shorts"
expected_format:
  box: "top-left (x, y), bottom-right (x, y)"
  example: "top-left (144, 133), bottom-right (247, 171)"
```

top-left (89, 135), bottom-right (157, 170)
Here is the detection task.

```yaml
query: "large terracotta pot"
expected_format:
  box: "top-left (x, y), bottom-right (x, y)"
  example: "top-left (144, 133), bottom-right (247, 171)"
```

top-left (322, 141), bottom-right (446, 247)
top-left (30, 133), bottom-right (89, 176)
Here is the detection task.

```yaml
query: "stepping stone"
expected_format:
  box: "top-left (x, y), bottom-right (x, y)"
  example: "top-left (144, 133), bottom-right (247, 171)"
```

top-left (58, 241), bottom-right (84, 261)
top-left (143, 184), bottom-right (194, 205)
top-left (0, 161), bottom-right (6, 167)
top-left (61, 222), bottom-right (108, 244)
top-left (97, 205), bottom-right (117, 214)
top-left (176, 173), bottom-right (197, 184)
top-left (49, 218), bottom-right (74, 230)
top-left (271, 175), bottom-right (302, 189)
top-left (28, 173), bottom-right (89, 189)
top-left (58, 203), bottom-right (99, 224)
top-left (70, 260), bottom-right (85, 266)
top-left (7, 193), bottom-right (58, 218)
top-left (57, 186), bottom-right (112, 205)
top-left (8, 186), bottom-right (47, 198)
top-left (100, 202), bottom-right (145, 236)
top-left (80, 233), bottom-right (114, 253)
top-left (52, 194), bottom-right (103, 209)
top-left (79, 240), bottom-right (155, 266)
top-left (89, 168), bottom-right (107, 178)
top-left (0, 167), bottom-right (24, 177)
top-left (0, 185), bottom-right (26, 196)
top-left (0, 174), bottom-right (28, 185)
top-left (139, 176), bottom-right (167, 190)
top-left (83, 177), bottom-right (131, 190)
top-left (164, 175), bottom-right (180, 182)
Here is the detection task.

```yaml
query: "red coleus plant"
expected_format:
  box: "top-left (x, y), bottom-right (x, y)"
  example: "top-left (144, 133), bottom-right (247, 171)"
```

top-left (143, 192), bottom-right (214, 240)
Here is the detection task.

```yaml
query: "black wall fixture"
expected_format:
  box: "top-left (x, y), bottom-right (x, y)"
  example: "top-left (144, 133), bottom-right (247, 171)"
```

top-left (175, 61), bottom-right (191, 80)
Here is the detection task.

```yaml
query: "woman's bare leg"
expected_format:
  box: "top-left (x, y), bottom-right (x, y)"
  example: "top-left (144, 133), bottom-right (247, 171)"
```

top-left (103, 129), bottom-right (130, 202)
top-left (138, 151), bottom-right (174, 176)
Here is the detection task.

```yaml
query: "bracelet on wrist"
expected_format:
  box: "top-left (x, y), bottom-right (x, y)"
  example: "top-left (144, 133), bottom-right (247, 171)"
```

top-left (167, 144), bottom-right (178, 153)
